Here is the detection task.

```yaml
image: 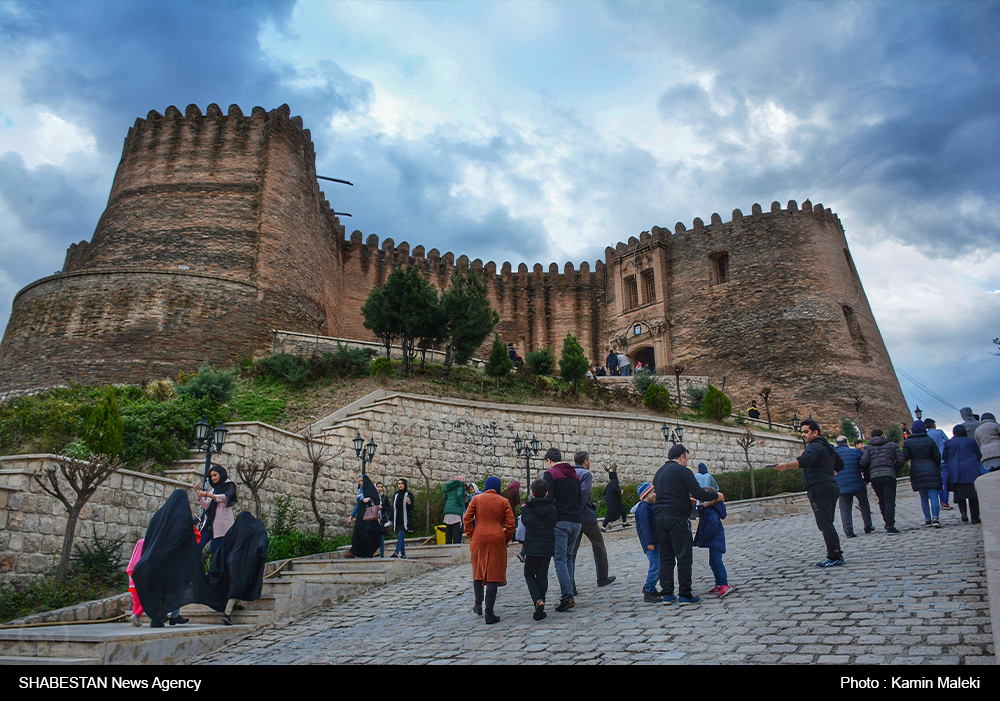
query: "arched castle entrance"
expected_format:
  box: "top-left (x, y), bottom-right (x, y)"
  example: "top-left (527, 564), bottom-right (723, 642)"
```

top-left (631, 346), bottom-right (656, 372)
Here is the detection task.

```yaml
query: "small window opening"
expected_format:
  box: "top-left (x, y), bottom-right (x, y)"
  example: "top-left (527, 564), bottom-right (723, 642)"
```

top-left (624, 276), bottom-right (639, 310)
top-left (842, 305), bottom-right (863, 341)
top-left (641, 269), bottom-right (656, 304)
top-left (709, 252), bottom-right (730, 285)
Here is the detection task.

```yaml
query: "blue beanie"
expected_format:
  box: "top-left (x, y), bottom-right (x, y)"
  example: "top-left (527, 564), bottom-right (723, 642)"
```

top-left (484, 476), bottom-right (502, 493)
top-left (910, 420), bottom-right (926, 435)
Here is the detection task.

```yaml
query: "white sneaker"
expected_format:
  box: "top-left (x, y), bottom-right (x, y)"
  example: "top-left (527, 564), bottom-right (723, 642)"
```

top-left (129, 613), bottom-right (141, 627)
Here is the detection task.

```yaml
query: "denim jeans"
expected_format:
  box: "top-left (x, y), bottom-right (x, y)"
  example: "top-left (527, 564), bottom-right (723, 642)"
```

top-left (643, 547), bottom-right (660, 593)
top-left (395, 530), bottom-right (406, 556)
top-left (708, 547), bottom-right (728, 586)
top-left (939, 465), bottom-right (950, 504)
top-left (918, 489), bottom-right (940, 520)
top-left (553, 521), bottom-right (582, 601)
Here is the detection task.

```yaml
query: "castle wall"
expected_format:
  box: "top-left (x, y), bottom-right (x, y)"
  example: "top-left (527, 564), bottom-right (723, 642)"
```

top-left (337, 232), bottom-right (607, 363)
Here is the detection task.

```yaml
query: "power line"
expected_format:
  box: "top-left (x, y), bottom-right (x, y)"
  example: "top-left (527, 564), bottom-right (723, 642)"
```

top-left (895, 368), bottom-right (962, 413)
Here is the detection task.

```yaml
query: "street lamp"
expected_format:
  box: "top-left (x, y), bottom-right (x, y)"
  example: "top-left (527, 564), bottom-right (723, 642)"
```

top-left (661, 421), bottom-right (684, 446)
top-left (195, 415), bottom-right (228, 484)
top-left (514, 434), bottom-right (541, 486)
top-left (353, 431), bottom-right (377, 475)
top-left (914, 405), bottom-right (922, 421)
top-left (791, 413), bottom-right (800, 432)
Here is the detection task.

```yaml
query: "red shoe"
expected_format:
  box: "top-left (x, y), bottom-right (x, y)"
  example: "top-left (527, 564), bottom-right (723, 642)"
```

top-left (708, 585), bottom-right (720, 594)
top-left (717, 585), bottom-right (733, 598)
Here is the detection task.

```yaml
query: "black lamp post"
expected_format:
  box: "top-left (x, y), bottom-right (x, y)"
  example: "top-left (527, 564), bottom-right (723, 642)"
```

top-left (914, 405), bottom-right (922, 421)
top-left (353, 431), bottom-right (377, 475)
top-left (661, 421), bottom-right (684, 446)
top-left (791, 413), bottom-right (800, 432)
top-left (195, 415), bottom-right (228, 484)
top-left (514, 434), bottom-right (541, 487)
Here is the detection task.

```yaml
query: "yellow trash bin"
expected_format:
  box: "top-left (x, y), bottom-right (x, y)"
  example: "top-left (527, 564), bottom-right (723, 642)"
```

top-left (435, 525), bottom-right (447, 545)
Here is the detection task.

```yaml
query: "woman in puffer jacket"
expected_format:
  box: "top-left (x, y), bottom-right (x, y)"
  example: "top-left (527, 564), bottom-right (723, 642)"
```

top-left (902, 420), bottom-right (942, 527)
top-left (945, 425), bottom-right (983, 524)
top-left (975, 412), bottom-right (1000, 473)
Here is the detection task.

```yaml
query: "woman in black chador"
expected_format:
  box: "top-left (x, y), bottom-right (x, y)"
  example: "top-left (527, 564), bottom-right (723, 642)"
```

top-left (205, 510), bottom-right (269, 625)
top-left (602, 465), bottom-right (629, 531)
top-left (132, 489), bottom-right (212, 627)
top-left (348, 474), bottom-right (382, 558)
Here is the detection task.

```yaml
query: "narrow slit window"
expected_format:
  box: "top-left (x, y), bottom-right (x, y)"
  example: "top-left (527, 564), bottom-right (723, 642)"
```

top-left (710, 252), bottom-right (730, 285)
top-left (641, 269), bottom-right (656, 304)
top-left (842, 305), bottom-right (862, 341)
top-left (624, 276), bottom-right (639, 310)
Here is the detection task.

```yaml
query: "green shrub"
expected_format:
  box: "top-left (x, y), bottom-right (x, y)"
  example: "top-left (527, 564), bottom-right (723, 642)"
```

top-left (258, 354), bottom-right (311, 387)
top-left (643, 384), bottom-right (675, 413)
top-left (72, 528), bottom-right (125, 578)
top-left (715, 467), bottom-right (805, 501)
top-left (525, 348), bottom-right (556, 376)
top-left (177, 364), bottom-right (236, 403)
top-left (321, 345), bottom-right (376, 378)
top-left (370, 357), bottom-right (393, 378)
top-left (684, 382), bottom-right (706, 411)
top-left (143, 379), bottom-right (177, 402)
top-left (120, 394), bottom-right (223, 470)
top-left (225, 383), bottom-right (287, 424)
top-left (267, 531), bottom-right (350, 562)
top-left (884, 424), bottom-right (903, 444)
top-left (701, 385), bottom-right (732, 421)
top-left (485, 336), bottom-right (514, 389)
top-left (82, 388), bottom-right (124, 457)
top-left (632, 368), bottom-right (658, 395)
top-left (839, 417), bottom-right (860, 443)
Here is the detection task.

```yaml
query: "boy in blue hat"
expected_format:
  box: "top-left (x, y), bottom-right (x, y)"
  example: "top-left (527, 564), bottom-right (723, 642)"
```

top-left (634, 482), bottom-right (660, 602)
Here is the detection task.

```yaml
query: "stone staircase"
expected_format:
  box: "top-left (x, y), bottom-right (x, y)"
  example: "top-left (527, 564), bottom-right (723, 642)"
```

top-left (0, 543), bottom-right (467, 665)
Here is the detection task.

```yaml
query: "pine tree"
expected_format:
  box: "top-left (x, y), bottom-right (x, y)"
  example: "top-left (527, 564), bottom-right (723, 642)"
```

top-left (559, 333), bottom-right (590, 400)
top-left (440, 268), bottom-right (499, 381)
top-left (83, 388), bottom-right (124, 458)
top-left (701, 385), bottom-right (733, 421)
top-left (484, 335), bottom-right (514, 390)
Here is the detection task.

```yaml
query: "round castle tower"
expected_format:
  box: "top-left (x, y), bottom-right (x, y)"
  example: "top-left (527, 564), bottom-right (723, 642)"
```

top-left (0, 104), bottom-right (346, 392)
top-left (603, 200), bottom-right (910, 431)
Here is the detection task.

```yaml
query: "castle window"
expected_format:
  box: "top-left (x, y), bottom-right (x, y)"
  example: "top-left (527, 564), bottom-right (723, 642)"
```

top-left (842, 305), bottom-right (863, 341)
top-left (709, 252), bottom-right (730, 285)
top-left (624, 276), bottom-right (639, 310)
top-left (641, 269), bottom-right (656, 304)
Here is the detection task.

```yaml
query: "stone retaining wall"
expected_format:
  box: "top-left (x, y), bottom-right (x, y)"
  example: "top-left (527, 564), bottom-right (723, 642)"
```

top-left (0, 393), bottom-right (806, 584)
top-left (0, 456), bottom-right (190, 585)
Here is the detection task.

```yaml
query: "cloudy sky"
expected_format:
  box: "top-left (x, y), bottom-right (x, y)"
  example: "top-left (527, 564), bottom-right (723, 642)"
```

top-left (1, 0), bottom-right (998, 430)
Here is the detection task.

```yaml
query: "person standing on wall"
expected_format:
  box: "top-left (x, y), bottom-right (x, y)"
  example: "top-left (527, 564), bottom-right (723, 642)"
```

top-left (441, 475), bottom-right (467, 544)
top-left (652, 444), bottom-right (720, 606)
top-left (541, 448), bottom-right (583, 612)
top-left (775, 419), bottom-right (845, 567)
top-left (606, 349), bottom-right (619, 377)
top-left (570, 451), bottom-right (616, 592)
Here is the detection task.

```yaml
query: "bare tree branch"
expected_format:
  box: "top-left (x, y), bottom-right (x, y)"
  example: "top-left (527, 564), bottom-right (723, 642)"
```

top-left (302, 426), bottom-right (343, 537)
top-left (736, 429), bottom-right (757, 499)
top-left (235, 457), bottom-right (277, 519)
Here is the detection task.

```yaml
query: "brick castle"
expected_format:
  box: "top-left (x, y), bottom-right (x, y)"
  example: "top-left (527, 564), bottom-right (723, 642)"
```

top-left (0, 104), bottom-right (911, 430)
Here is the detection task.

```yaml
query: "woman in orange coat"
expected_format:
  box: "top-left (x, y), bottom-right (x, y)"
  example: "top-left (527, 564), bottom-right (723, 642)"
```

top-left (464, 476), bottom-right (515, 624)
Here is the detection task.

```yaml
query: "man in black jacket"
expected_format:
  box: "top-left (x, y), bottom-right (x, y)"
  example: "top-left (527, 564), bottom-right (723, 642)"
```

top-left (776, 419), bottom-right (845, 567)
top-left (652, 444), bottom-right (721, 606)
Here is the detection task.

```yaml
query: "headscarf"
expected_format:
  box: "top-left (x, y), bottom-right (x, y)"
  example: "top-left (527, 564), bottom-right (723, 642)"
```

top-left (397, 477), bottom-right (408, 491)
top-left (698, 463), bottom-right (708, 474)
top-left (910, 420), bottom-right (927, 435)
top-left (132, 489), bottom-right (212, 623)
top-left (484, 476), bottom-right (502, 493)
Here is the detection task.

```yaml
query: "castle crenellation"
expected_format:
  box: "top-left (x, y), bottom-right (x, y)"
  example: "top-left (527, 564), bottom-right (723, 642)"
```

top-left (0, 103), bottom-right (911, 431)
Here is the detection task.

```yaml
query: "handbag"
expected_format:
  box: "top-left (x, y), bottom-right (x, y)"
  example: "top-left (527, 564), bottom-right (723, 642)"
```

top-left (363, 504), bottom-right (381, 522)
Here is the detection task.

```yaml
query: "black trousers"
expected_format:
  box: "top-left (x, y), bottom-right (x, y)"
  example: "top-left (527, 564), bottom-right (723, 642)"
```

top-left (809, 483), bottom-right (842, 560)
top-left (572, 522), bottom-right (610, 583)
top-left (473, 580), bottom-right (498, 614)
top-left (444, 521), bottom-right (463, 544)
top-left (655, 513), bottom-right (694, 599)
top-left (871, 476), bottom-right (897, 530)
top-left (523, 555), bottom-right (550, 605)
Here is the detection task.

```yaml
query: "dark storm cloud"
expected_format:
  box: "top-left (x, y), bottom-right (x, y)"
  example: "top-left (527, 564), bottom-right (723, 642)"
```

top-left (644, 1), bottom-right (1000, 255)
top-left (0, 153), bottom-right (103, 243)
top-left (2, 0), bottom-right (367, 150)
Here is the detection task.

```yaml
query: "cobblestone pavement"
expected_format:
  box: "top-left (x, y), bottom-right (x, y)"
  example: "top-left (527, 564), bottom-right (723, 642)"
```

top-left (202, 491), bottom-right (993, 665)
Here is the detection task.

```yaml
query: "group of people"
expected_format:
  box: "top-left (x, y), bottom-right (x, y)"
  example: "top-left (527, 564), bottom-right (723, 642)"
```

top-left (347, 475), bottom-right (415, 559)
top-left (602, 349), bottom-right (633, 377)
top-left (126, 465), bottom-right (269, 628)
top-left (775, 409), bottom-right (996, 570)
